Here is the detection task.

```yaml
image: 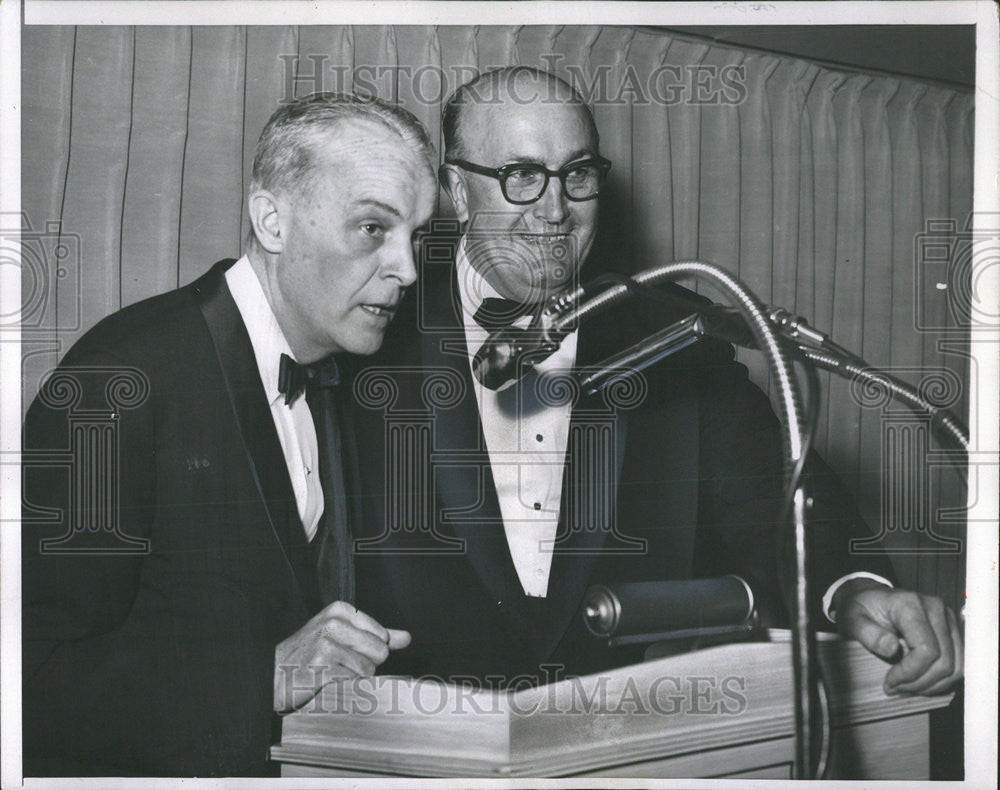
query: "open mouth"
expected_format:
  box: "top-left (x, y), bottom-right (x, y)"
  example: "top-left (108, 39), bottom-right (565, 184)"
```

top-left (517, 232), bottom-right (572, 247)
top-left (360, 304), bottom-right (396, 318)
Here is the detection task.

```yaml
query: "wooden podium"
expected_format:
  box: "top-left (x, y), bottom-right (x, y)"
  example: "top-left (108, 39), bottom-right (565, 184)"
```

top-left (271, 631), bottom-right (953, 779)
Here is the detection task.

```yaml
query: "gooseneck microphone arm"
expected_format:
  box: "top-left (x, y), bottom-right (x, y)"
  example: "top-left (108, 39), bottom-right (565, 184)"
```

top-left (795, 346), bottom-right (970, 454)
top-left (491, 260), bottom-right (970, 778)
top-left (572, 262), bottom-right (815, 779)
top-left (473, 260), bottom-right (969, 778)
top-left (555, 260), bottom-right (809, 470)
top-left (540, 267), bottom-right (970, 454)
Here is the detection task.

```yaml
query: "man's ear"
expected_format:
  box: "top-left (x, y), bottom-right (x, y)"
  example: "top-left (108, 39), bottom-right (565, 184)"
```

top-left (439, 165), bottom-right (470, 224)
top-left (248, 190), bottom-right (284, 254)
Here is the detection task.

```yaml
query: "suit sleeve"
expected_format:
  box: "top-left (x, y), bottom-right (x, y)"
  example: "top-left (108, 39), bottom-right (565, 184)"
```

top-left (22, 344), bottom-right (157, 771)
top-left (21, 341), bottom-right (278, 776)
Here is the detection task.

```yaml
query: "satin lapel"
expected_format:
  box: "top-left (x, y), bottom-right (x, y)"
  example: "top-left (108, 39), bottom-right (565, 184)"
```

top-left (541, 317), bottom-right (633, 649)
top-left (337, 389), bottom-right (365, 548)
top-left (191, 261), bottom-right (310, 609)
top-left (420, 271), bottom-right (524, 606)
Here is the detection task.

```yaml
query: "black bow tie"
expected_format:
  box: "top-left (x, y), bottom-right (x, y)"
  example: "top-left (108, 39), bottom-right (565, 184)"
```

top-left (472, 297), bottom-right (543, 332)
top-left (277, 353), bottom-right (340, 405)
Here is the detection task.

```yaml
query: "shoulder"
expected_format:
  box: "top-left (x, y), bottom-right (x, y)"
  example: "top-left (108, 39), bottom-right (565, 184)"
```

top-left (59, 260), bottom-right (232, 369)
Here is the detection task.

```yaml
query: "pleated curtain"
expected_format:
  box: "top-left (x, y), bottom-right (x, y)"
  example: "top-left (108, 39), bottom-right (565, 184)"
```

top-left (21, 25), bottom-right (973, 606)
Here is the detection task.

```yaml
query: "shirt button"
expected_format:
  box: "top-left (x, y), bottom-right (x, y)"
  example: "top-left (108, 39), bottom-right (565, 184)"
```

top-left (535, 568), bottom-right (544, 577)
top-left (536, 434), bottom-right (544, 442)
top-left (534, 502), bottom-right (542, 510)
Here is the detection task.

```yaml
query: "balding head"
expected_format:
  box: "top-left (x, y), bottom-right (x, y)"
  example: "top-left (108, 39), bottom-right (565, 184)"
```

top-left (251, 91), bottom-right (436, 209)
top-left (438, 67), bottom-right (606, 303)
top-left (442, 66), bottom-right (599, 162)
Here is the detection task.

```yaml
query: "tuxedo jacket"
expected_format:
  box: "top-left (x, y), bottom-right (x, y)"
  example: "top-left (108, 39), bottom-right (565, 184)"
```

top-left (21, 260), bottom-right (356, 776)
top-left (347, 257), bottom-right (894, 684)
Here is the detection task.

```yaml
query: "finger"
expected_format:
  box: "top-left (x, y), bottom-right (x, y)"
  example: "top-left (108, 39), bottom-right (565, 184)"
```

top-left (323, 601), bottom-right (391, 644)
top-left (840, 607), bottom-right (901, 662)
top-left (305, 629), bottom-right (377, 677)
top-left (884, 596), bottom-right (941, 692)
top-left (321, 640), bottom-right (378, 677)
top-left (909, 607), bottom-right (964, 696)
top-left (320, 619), bottom-right (390, 670)
top-left (889, 597), bottom-right (955, 694)
top-left (387, 628), bottom-right (411, 650)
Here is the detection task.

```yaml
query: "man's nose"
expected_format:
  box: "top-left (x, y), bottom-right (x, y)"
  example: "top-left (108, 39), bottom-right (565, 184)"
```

top-left (533, 175), bottom-right (570, 225)
top-left (384, 237), bottom-right (418, 287)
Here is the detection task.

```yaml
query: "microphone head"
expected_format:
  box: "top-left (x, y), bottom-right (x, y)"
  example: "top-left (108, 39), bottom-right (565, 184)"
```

top-left (472, 327), bottom-right (558, 390)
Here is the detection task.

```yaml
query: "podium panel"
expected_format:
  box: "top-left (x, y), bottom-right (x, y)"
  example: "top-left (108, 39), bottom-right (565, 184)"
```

top-left (272, 632), bottom-right (952, 779)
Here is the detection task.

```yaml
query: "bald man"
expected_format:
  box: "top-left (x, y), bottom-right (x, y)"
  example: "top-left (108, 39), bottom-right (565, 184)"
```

top-left (348, 67), bottom-right (963, 699)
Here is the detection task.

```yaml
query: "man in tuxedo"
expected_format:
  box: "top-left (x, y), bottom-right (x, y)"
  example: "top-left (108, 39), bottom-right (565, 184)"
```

top-left (22, 92), bottom-right (436, 775)
top-left (349, 67), bottom-right (963, 696)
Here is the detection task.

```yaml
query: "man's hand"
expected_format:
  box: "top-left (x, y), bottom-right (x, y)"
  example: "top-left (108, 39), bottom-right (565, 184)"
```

top-left (833, 578), bottom-right (963, 696)
top-left (274, 600), bottom-right (411, 714)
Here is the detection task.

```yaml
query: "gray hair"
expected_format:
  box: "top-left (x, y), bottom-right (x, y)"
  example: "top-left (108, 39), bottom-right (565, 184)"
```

top-left (250, 91), bottom-right (436, 201)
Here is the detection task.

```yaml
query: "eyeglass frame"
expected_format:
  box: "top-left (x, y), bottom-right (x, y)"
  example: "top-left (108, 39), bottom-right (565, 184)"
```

top-left (442, 155), bottom-right (613, 205)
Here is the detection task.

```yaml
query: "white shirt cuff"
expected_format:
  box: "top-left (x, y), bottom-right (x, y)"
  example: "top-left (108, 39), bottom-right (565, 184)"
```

top-left (822, 572), bottom-right (893, 623)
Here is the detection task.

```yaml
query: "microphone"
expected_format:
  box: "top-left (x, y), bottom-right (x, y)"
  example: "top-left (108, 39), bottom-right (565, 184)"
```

top-left (613, 277), bottom-right (759, 350)
top-left (470, 280), bottom-right (755, 391)
top-left (471, 327), bottom-right (564, 391)
top-left (469, 272), bottom-right (831, 391)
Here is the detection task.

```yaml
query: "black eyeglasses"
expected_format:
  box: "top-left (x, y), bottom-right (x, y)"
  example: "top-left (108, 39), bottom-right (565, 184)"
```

top-left (444, 156), bottom-right (612, 205)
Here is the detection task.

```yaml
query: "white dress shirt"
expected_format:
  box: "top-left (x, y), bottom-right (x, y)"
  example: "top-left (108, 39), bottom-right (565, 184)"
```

top-left (457, 243), bottom-right (577, 597)
top-left (455, 241), bottom-right (890, 616)
top-left (226, 256), bottom-right (324, 541)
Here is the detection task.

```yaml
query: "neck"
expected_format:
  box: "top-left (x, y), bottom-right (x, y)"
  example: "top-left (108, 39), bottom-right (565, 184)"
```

top-left (246, 247), bottom-right (328, 364)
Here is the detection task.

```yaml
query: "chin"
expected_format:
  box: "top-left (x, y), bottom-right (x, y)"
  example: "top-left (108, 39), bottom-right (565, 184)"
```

top-left (348, 333), bottom-right (387, 357)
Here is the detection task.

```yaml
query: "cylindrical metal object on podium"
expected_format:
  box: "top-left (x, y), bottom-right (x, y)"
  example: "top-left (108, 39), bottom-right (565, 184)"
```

top-left (582, 576), bottom-right (754, 638)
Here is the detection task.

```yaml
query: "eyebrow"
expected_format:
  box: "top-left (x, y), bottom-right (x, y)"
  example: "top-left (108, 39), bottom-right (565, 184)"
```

top-left (563, 148), bottom-right (597, 163)
top-left (506, 155), bottom-right (547, 167)
top-left (355, 198), bottom-right (402, 218)
top-left (506, 149), bottom-right (597, 168)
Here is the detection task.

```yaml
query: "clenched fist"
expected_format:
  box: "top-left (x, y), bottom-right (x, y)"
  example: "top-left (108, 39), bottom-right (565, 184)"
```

top-left (274, 600), bottom-right (411, 713)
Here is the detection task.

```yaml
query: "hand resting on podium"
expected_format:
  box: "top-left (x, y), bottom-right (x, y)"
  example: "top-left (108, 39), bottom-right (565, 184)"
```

top-left (833, 577), bottom-right (963, 697)
top-left (274, 600), bottom-right (411, 714)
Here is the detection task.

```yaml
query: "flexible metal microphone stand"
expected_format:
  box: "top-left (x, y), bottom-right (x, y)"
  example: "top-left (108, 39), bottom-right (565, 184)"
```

top-left (538, 261), bottom-right (969, 779)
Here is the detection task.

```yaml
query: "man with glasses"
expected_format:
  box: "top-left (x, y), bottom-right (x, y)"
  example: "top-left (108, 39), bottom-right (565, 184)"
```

top-left (349, 67), bottom-right (962, 698)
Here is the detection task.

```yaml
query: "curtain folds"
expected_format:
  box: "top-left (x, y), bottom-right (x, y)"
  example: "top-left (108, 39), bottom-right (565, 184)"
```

top-left (21, 25), bottom-right (973, 604)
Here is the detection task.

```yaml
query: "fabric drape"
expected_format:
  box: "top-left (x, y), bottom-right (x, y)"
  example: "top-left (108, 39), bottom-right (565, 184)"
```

top-left (21, 24), bottom-right (973, 606)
